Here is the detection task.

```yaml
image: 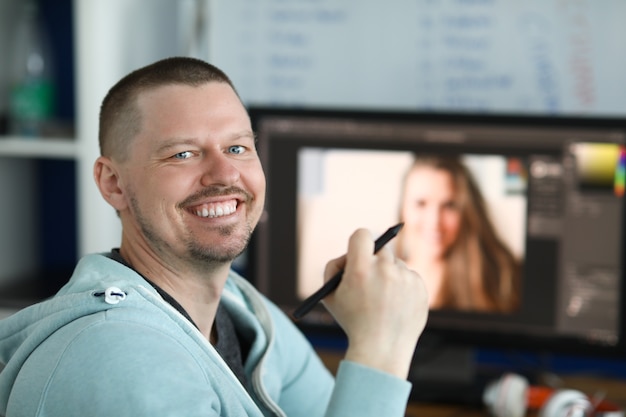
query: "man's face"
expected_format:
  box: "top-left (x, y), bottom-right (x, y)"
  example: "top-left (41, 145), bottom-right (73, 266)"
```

top-left (116, 82), bottom-right (265, 266)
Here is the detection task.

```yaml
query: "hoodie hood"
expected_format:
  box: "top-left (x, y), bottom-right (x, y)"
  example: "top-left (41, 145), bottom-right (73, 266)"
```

top-left (0, 255), bottom-right (158, 412)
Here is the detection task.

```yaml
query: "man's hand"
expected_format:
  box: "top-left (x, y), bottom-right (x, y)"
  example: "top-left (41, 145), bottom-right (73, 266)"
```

top-left (322, 228), bottom-right (429, 379)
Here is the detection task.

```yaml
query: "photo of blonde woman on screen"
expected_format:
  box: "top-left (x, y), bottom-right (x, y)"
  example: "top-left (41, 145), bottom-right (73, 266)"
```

top-left (396, 155), bottom-right (523, 313)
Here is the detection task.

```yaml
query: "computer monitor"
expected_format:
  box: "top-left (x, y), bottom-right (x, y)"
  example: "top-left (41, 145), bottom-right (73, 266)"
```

top-left (248, 108), bottom-right (626, 402)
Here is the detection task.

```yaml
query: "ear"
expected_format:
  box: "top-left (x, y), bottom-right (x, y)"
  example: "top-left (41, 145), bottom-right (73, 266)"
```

top-left (94, 156), bottom-right (128, 211)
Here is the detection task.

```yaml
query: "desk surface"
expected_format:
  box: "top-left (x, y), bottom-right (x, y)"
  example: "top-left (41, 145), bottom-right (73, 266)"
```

top-left (405, 375), bottom-right (626, 416)
top-left (316, 349), bottom-right (626, 417)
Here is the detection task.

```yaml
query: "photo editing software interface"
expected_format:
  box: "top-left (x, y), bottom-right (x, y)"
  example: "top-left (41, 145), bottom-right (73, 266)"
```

top-left (252, 111), bottom-right (626, 356)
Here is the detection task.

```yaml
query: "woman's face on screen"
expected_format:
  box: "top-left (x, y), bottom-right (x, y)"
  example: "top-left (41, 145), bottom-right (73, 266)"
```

top-left (400, 166), bottom-right (462, 260)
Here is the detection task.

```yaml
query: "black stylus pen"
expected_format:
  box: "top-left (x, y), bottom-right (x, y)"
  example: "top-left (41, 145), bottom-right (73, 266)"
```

top-left (292, 223), bottom-right (404, 320)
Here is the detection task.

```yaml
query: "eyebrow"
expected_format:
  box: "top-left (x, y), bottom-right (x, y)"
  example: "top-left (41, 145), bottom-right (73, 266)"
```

top-left (235, 130), bottom-right (257, 141)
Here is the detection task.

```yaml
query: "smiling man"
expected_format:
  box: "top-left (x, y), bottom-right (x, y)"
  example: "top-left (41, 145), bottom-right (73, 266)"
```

top-left (0, 57), bottom-right (429, 417)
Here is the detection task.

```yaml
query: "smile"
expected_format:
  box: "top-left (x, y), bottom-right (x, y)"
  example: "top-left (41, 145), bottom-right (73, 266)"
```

top-left (191, 201), bottom-right (237, 218)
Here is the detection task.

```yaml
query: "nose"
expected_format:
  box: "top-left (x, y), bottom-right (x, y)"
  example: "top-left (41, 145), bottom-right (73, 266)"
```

top-left (200, 152), bottom-right (241, 187)
top-left (423, 206), bottom-right (443, 231)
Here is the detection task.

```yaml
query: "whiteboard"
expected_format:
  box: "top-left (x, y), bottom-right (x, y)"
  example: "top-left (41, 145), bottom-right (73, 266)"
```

top-left (207, 0), bottom-right (626, 116)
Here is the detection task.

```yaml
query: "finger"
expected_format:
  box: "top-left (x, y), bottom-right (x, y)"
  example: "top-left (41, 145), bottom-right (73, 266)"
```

top-left (323, 254), bottom-right (347, 283)
top-left (375, 244), bottom-right (395, 262)
top-left (345, 229), bottom-right (375, 276)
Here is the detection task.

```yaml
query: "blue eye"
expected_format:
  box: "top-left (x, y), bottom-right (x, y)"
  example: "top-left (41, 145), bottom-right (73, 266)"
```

top-left (173, 151), bottom-right (193, 159)
top-left (228, 145), bottom-right (245, 155)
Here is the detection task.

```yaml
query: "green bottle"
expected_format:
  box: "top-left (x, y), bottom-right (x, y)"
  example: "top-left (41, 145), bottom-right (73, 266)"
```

top-left (8, 0), bottom-right (55, 138)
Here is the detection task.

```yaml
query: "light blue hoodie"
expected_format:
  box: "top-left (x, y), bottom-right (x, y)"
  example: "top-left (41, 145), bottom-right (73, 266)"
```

top-left (0, 254), bottom-right (411, 416)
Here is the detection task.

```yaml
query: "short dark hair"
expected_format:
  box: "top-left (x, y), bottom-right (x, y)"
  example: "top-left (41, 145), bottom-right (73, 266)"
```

top-left (98, 57), bottom-right (238, 160)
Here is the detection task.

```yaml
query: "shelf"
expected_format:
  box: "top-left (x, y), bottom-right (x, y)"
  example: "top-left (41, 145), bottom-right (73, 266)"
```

top-left (0, 136), bottom-right (77, 159)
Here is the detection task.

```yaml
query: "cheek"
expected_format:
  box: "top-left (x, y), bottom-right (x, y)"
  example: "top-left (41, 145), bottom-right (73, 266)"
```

top-left (401, 201), bottom-right (421, 224)
top-left (246, 163), bottom-right (267, 199)
top-left (442, 212), bottom-right (462, 239)
top-left (255, 169), bottom-right (267, 197)
top-left (132, 169), bottom-right (189, 209)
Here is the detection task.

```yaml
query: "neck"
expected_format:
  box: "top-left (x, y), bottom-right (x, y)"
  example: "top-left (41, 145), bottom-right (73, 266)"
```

top-left (118, 242), bottom-right (232, 341)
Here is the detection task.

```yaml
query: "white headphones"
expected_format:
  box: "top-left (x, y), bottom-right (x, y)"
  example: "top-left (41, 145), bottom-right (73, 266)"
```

top-left (483, 373), bottom-right (624, 417)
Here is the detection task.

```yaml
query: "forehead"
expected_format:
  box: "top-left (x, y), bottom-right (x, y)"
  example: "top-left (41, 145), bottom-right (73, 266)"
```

top-left (137, 82), bottom-right (244, 114)
top-left (134, 82), bottom-right (250, 136)
top-left (405, 166), bottom-right (457, 195)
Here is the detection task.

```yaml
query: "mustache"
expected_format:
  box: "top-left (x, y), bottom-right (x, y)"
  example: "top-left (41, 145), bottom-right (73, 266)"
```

top-left (178, 185), bottom-right (253, 208)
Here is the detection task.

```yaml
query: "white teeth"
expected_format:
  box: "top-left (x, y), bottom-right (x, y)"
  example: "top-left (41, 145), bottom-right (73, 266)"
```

top-left (194, 202), bottom-right (236, 218)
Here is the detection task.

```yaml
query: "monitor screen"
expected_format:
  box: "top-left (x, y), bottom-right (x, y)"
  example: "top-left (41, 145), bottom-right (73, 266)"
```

top-left (249, 109), bottom-right (626, 363)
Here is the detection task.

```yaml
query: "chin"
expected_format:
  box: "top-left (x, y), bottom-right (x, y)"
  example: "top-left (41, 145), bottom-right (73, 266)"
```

top-left (421, 246), bottom-right (446, 260)
top-left (189, 246), bottom-right (244, 264)
top-left (192, 235), bottom-right (250, 264)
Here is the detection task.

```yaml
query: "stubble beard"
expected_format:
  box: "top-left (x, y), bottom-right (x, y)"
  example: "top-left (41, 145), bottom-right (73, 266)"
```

top-left (129, 193), bottom-right (256, 269)
top-left (186, 222), bottom-right (253, 264)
